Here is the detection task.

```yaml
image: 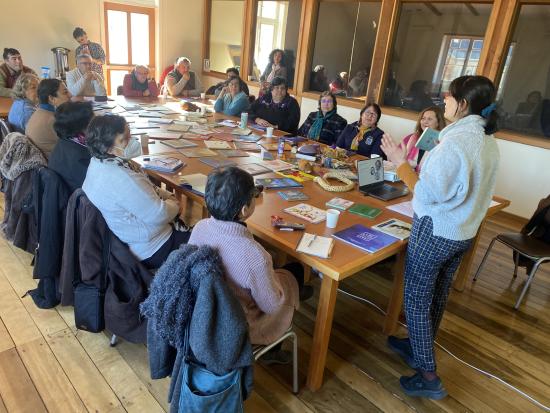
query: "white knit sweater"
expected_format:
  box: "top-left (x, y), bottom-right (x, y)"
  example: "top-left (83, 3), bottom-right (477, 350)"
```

top-left (413, 115), bottom-right (500, 240)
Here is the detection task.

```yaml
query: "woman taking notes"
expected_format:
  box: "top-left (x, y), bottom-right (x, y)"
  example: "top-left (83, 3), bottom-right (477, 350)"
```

top-left (213, 76), bottom-right (249, 116)
top-left (381, 75), bottom-right (500, 400)
top-left (400, 106), bottom-right (445, 170)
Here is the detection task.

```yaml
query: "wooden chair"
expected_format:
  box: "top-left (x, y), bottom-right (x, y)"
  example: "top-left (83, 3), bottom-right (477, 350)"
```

top-left (473, 232), bottom-right (550, 308)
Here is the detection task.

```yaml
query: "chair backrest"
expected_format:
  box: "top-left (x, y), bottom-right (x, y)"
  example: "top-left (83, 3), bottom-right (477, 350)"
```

top-left (116, 85), bottom-right (123, 96)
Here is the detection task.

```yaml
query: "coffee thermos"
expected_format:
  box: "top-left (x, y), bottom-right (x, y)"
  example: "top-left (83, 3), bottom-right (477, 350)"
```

top-left (51, 47), bottom-right (71, 80)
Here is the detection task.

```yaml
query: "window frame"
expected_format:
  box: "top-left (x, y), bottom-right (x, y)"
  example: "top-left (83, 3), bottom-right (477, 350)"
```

top-left (103, 1), bottom-right (156, 95)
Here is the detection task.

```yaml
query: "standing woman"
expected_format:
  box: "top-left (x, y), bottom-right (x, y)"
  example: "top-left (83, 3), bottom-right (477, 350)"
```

top-left (336, 103), bottom-right (385, 158)
top-left (73, 27), bottom-right (106, 75)
top-left (297, 91), bottom-right (347, 145)
top-left (400, 106), bottom-right (446, 170)
top-left (213, 76), bottom-right (250, 116)
top-left (260, 49), bottom-right (287, 94)
top-left (380, 75), bottom-right (500, 399)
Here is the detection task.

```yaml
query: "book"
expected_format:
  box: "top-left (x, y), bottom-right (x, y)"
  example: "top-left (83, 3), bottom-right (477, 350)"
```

top-left (130, 128), bottom-right (159, 136)
top-left (276, 170), bottom-right (315, 182)
top-left (132, 123), bottom-right (161, 129)
top-left (255, 178), bottom-right (303, 189)
top-left (278, 190), bottom-right (309, 201)
top-left (148, 118), bottom-right (174, 124)
top-left (296, 233), bottom-right (334, 258)
top-left (236, 134), bottom-right (262, 142)
top-left (218, 119), bottom-right (238, 128)
top-left (199, 157), bottom-right (237, 168)
top-left (415, 127), bottom-right (440, 151)
top-left (220, 150), bottom-right (249, 158)
top-left (167, 124), bottom-right (191, 132)
top-left (231, 127), bottom-right (252, 135)
top-left (332, 224), bottom-right (399, 253)
top-left (204, 140), bottom-right (234, 150)
top-left (260, 159), bottom-right (294, 172)
top-left (161, 139), bottom-right (198, 149)
top-left (348, 204), bottom-right (382, 219)
top-left (235, 142), bottom-right (261, 152)
top-left (261, 142), bottom-right (292, 151)
top-left (138, 111), bottom-right (166, 118)
top-left (179, 173), bottom-right (208, 195)
top-left (147, 132), bottom-right (182, 140)
top-left (139, 156), bottom-right (185, 173)
top-left (181, 148), bottom-right (218, 158)
top-left (283, 203), bottom-right (326, 224)
top-left (326, 197), bottom-right (354, 211)
top-left (386, 200), bottom-right (414, 218)
top-left (237, 163), bottom-right (271, 176)
top-left (372, 218), bottom-right (412, 240)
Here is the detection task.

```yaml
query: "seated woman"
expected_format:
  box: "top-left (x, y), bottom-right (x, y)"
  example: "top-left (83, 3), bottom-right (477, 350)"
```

top-left (336, 103), bottom-right (385, 158)
top-left (7, 73), bottom-right (39, 133)
top-left (189, 167), bottom-right (310, 354)
top-left (26, 79), bottom-right (72, 158)
top-left (82, 115), bottom-right (190, 269)
top-left (297, 91), bottom-right (347, 145)
top-left (213, 76), bottom-right (250, 116)
top-left (122, 65), bottom-right (159, 97)
top-left (400, 106), bottom-right (445, 171)
top-left (249, 77), bottom-right (300, 135)
top-left (49, 101), bottom-right (94, 192)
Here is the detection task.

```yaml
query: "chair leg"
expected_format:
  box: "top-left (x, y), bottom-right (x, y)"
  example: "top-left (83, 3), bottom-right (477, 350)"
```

top-left (514, 259), bottom-right (547, 309)
top-left (291, 331), bottom-right (298, 394)
top-left (110, 334), bottom-right (118, 347)
top-left (473, 238), bottom-right (497, 281)
top-left (513, 251), bottom-right (520, 278)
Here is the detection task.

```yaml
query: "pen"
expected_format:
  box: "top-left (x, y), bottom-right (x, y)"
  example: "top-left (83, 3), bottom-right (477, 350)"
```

top-left (307, 234), bottom-right (316, 247)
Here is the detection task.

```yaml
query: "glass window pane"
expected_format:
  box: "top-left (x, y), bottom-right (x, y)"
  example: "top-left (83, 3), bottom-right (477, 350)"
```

top-left (107, 10), bottom-right (128, 64)
top-left (110, 70), bottom-right (129, 94)
top-left (250, 0), bottom-right (302, 88)
top-left (497, 5), bottom-right (550, 138)
top-left (384, 3), bottom-right (492, 112)
top-left (209, 0), bottom-right (245, 73)
top-left (309, 1), bottom-right (381, 97)
top-left (131, 13), bottom-right (150, 65)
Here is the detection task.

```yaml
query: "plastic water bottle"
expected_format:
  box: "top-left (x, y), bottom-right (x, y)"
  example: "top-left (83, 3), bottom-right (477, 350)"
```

top-left (162, 85), bottom-right (168, 103)
top-left (40, 66), bottom-right (50, 79)
top-left (277, 139), bottom-right (285, 157)
top-left (240, 112), bottom-right (248, 129)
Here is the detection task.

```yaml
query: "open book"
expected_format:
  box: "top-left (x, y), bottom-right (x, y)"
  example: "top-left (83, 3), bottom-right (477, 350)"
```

top-left (296, 233), bottom-right (334, 258)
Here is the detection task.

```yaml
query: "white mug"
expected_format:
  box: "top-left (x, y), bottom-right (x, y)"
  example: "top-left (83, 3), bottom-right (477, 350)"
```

top-left (326, 209), bottom-right (341, 229)
top-left (266, 126), bottom-right (274, 137)
top-left (200, 92), bottom-right (206, 100)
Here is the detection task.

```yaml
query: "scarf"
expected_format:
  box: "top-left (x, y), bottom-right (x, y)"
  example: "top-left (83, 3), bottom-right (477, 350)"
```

top-left (70, 133), bottom-right (86, 146)
top-left (350, 125), bottom-right (372, 151)
top-left (308, 109), bottom-right (335, 140)
top-left (39, 103), bottom-right (55, 112)
top-left (130, 71), bottom-right (149, 92)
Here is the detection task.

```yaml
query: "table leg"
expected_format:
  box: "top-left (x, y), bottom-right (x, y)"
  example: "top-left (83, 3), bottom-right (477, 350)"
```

top-left (383, 249), bottom-right (406, 335)
top-left (453, 221), bottom-right (485, 292)
top-left (307, 275), bottom-right (339, 391)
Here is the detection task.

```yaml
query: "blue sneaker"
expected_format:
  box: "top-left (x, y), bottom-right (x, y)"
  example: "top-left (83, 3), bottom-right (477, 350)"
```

top-left (387, 336), bottom-right (418, 369)
top-left (399, 372), bottom-right (448, 400)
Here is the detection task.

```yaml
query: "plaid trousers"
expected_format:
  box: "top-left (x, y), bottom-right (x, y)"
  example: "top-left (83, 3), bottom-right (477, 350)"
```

top-left (404, 215), bottom-right (472, 372)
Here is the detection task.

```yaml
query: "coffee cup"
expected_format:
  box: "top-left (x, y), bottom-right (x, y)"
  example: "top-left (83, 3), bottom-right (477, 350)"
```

top-left (326, 209), bottom-right (340, 229)
top-left (200, 92), bottom-right (206, 100)
top-left (266, 127), bottom-right (274, 138)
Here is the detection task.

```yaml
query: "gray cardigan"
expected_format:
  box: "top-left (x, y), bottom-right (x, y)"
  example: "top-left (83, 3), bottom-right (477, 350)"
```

top-left (141, 244), bottom-right (254, 412)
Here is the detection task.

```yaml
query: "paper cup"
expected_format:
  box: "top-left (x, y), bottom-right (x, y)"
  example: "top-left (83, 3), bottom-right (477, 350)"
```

top-left (200, 92), bottom-right (206, 100)
top-left (140, 134), bottom-right (149, 147)
top-left (266, 127), bottom-right (274, 137)
top-left (326, 209), bottom-right (341, 228)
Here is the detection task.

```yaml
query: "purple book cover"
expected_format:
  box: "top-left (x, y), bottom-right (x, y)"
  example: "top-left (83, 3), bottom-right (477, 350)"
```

top-left (332, 224), bottom-right (399, 253)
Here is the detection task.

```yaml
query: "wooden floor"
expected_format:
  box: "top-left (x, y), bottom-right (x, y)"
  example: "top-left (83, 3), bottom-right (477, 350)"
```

top-left (0, 193), bottom-right (549, 413)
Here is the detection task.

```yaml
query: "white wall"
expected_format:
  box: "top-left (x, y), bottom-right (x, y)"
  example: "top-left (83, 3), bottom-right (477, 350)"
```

top-left (301, 96), bottom-right (550, 218)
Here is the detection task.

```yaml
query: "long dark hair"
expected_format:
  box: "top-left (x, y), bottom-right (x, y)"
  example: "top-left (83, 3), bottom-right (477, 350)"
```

top-left (448, 75), bottom-right (498, 134)
top-left (86, 115), bottom-right (127, 159)
top-left (268, 49), bottom-right (286, 66)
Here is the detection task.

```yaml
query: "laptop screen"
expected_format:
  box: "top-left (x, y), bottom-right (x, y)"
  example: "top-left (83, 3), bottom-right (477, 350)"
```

top-left (358, 157), bottom-right (384, 187)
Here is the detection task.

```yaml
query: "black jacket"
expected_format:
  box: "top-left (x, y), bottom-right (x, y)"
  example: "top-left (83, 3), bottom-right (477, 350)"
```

top-left (49, 138), bottom-right (91, 193)
top-left (60, 190), bottom-right (154, 343)
top-left (336, 121), bottom-right (386, 159)
top-left (28, 167), bottom-right (71, 308)
top-left (249, 93), bottom-right (300, 135)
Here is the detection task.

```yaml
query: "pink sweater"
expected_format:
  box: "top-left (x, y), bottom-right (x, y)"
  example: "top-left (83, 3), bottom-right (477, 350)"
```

top-left (188, 218), bottom-right (299, 345)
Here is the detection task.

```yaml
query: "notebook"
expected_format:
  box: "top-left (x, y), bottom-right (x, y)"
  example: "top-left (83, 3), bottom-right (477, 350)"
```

top-left (386, 200), bottom-right (414, 218)
top-left (179, 173), bottom-right (208, 195)
top-left (348, 204), bottom-right (382, 219)
top-left (372, 218), bottom-right (412, 240)
top-left (332, 224), bottom-right (399, 253)
top-left (284, 203), bottom-right (326, 224)
top-left (161, 139), bottom-right (198, 149)
top-left (296, 233), bottom-right (334, 259)
top-left (231, 128), bottom-right (252, 135)
top-left (204, 140), bottom-right (234, 150)
top-left (415, 128), bottom-right (440, 151)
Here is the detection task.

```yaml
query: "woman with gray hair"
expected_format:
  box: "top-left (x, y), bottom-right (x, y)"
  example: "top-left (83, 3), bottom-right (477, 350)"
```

top-left (122, 65), bottom-right (159, 97)
top-left (7, 72), bottom-right (39, 133)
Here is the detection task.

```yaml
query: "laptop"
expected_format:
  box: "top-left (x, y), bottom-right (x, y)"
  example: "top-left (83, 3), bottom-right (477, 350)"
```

top-left (357, 157), bottom-right (409, 201)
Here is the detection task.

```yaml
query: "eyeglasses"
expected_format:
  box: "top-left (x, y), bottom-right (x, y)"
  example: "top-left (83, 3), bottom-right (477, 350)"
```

top-left (364, 111), bottom-right (377, 117)
top-left (320, 99), bottom-right (333, 104)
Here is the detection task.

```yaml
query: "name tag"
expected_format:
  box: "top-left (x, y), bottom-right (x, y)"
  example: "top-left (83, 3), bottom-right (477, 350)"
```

top-left (365, 136), bottom-right (373, 145)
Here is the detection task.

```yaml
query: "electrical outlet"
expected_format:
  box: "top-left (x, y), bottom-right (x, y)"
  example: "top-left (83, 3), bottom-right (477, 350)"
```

top-left (204, 59), bottom-right (210, 72)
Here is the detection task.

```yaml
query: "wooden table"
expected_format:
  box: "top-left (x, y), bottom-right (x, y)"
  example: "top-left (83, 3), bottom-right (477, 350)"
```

top-left (0, 97), bottom-right (12, 118)
top-left (117, 97), bottom-right (510, 391)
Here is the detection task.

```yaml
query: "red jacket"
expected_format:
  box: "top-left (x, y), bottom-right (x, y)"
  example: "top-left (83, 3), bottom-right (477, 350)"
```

top-left (122, 74), bottom-right (159, 97)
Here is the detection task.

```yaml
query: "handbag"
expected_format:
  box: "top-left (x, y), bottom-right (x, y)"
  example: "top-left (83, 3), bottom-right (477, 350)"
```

top-left (178, 326), bottom-right (244, 413)
top-left (73, 195), bottom-right (111, 333)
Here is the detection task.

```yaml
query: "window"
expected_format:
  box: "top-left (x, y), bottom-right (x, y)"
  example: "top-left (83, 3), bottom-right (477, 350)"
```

top-left (250, 0), bottom-right (303, 88)
top-left (209, 0), bottom-right (245, 73)
top-left (383, 3), bottom-right (492, 112)
top-left (308, 1), bottom-right (381, 99)
top-left (497, 4), bottom-right (550, 139)
top-left (103, 2), bottom-right (156, 95)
